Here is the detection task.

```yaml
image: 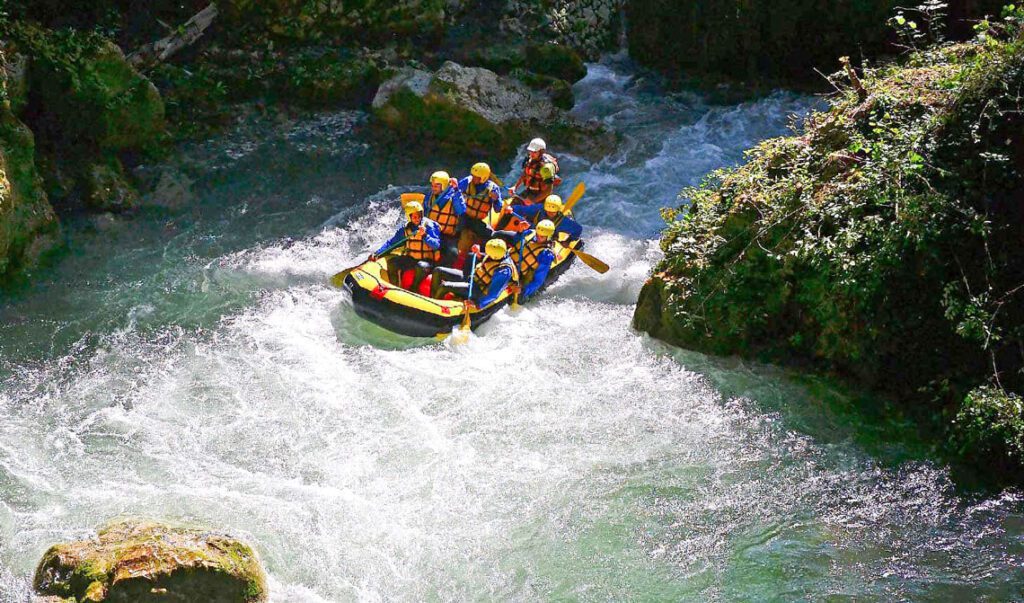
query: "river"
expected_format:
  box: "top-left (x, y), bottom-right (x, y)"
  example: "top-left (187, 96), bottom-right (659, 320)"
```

top-left (1, 53), bottom-right (1022, 601)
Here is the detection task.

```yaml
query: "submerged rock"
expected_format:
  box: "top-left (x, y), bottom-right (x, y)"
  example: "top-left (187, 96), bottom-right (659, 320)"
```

top-left (33, 520), bottom-right (267, 603)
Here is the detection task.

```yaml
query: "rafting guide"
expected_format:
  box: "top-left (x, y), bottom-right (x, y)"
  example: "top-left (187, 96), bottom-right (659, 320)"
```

top-left (329, 138), bottom-right (608, 338)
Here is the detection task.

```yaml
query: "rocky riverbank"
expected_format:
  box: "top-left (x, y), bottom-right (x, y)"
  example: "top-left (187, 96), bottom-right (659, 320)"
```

top-left (635, 12), bottom-right (1024, 486)
top-left (0, 0), bottom-right (622, 288)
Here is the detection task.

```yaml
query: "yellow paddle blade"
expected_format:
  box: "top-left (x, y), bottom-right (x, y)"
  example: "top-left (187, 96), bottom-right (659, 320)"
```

top-left (400, 192), bottom-right (426, 204)
top-left (562, 181), bottom-right (586, 213)
top-left (571, 248), bottom-right (610, 274)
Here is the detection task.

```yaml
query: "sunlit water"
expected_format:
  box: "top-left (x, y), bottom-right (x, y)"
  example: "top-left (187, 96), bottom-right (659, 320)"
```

top-left (1, 54), bottom-right (1022, 601)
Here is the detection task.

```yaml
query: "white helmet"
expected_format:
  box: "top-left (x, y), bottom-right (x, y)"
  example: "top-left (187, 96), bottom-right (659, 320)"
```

top-left (527, 138), bottom-right (546, 152)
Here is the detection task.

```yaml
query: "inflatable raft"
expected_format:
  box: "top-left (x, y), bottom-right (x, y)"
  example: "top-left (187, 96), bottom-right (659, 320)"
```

top-left (342, 236), bottom-right (581, 338)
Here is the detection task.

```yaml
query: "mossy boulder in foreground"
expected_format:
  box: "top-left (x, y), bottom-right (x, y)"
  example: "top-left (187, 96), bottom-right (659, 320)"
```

top-left (636, 17), bottom-right (1024, 483)
top-left (33, 520), bottom-right (267, 602)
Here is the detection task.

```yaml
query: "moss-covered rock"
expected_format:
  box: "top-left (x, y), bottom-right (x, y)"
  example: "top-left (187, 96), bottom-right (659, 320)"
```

top-left (82, 159), bottom-right (139, 212)
top-left (525, 43), bottom-right (587, 83)
top-left (1, 47), bottom-right (29, 116)
top-left (372, 61), bottom-right (560, 155)
top-left (33, 520), bottom-right (267, 603)
top-left (0, 48), bottom-right (60, 282)
top-left (636, 19), bottom-right (1024, 483)
top-left (20, 28), bottom-right (165, 152)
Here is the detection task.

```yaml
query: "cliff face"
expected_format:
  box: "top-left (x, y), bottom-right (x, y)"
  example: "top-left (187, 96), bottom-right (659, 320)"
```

top-left (635, 18), bottom-right (1024, 482)
top-left (625, 0), bottom-right (1008, 85)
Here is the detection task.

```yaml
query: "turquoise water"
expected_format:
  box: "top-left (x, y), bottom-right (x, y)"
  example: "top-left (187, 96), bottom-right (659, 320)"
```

top-left (1, 54), bottom-right (1022, 601)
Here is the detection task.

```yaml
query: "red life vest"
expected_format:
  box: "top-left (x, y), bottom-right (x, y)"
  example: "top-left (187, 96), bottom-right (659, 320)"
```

top-left (521, 153), bottom-right (558, 192)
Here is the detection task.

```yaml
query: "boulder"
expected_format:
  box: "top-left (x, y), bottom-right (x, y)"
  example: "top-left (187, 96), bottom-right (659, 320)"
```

top-left (525, 43), bottom-right (587, 84)
top-left (140, 167), bottom-right (195, 211)
top-left (372, 61), bottom-right (559, 154)
top-left (83, 160), bottom-right (140, 212)
top-left (33, 520), bottom-right (267, 603)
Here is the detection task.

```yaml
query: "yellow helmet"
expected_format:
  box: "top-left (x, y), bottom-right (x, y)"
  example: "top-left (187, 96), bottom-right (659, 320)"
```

top-left (404, 201), bottom-right (424, 217)
top-left (536, 219), bottom-right (556, 238)
top-left (470, 162), bottom-right (491, 179)
top-left (540, 163), bottom-right (556, 180)
top-left (430, 170), bottom-right (449, 186)
top-left (484, 238), bottom-right (507, 260)
top-left (543, 194), bottom-right (563, 213)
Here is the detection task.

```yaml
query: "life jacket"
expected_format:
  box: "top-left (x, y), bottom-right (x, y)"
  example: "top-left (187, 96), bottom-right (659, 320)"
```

top-left (474, 255), bottom-right (519, 293)
top-left (518, 235), bottom-right (554, 275)
top-left (532, 210), bottom-right (564, 230)
top-left (404, 223), bottom-right (440, 263)
top-left (464, 181), bottom-right (493, 220)
top-left (521, 153), bottom-right (558, 192)
top-left (426, 191), bottom-right (459, 237)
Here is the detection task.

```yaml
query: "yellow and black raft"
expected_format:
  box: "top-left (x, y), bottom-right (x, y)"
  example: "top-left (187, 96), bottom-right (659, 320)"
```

top-left (333, 201), bottom-right (583, 338)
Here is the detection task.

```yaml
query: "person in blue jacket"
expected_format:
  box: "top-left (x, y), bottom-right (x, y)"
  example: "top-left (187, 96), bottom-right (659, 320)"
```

top-left (511, 194), bottom-right (582, 243)
top-left (457, 162), bottom-right (504, 251)
top-left (430, 238), bottom-right (518, 309)
top-left (423, 170), bottom-right (465, 264)
top-left (371, 201), bottom-right (441, 291)
top-left (510, 219), bottom-right (558, 301)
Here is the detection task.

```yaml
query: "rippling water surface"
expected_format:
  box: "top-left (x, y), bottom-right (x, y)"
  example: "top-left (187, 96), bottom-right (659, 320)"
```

top-left (1, 54), bottom-right (1022, 601)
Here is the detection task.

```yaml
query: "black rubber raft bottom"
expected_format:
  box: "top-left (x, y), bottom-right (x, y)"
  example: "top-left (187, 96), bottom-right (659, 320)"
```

top-left (345, 245), bottom-right (581, 338)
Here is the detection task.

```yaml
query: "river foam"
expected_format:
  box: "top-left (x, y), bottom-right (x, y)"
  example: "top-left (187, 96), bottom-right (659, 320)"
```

top-left (1, 54), bottom-right (1022, 601)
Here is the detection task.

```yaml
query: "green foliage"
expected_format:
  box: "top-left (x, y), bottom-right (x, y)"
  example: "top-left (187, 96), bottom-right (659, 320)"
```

top-left (956, 386), bottom-right (1024, 462)
top-left (11, 23), bottom-right (165, 151)
top-left (640, 16), bottom-right (1024, 481)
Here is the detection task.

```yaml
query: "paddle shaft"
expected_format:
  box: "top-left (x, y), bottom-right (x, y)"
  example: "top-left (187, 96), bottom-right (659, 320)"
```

top-left (461, 252), bottom-right (479, 331)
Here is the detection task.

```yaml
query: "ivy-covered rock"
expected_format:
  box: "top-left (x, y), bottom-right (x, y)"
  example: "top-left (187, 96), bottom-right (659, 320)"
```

top-left (33, 520), bottom-right (267, 603)
top-left (635, 16), bottom-right (1024, 483)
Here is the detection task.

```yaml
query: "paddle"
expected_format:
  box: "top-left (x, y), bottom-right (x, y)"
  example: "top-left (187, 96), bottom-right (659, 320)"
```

top-left (512, 237), bottom-right (525, 309)
top-left (454, 251), bottom-right (479, 342)
top-left (329, 237), bottom-right (406, 288)
top-left (568, 246), bottom-right (609, 274)
top-left (400, 192), bottom-right (426, 204)
top-left (562, 181), bottom-right (586, 213)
